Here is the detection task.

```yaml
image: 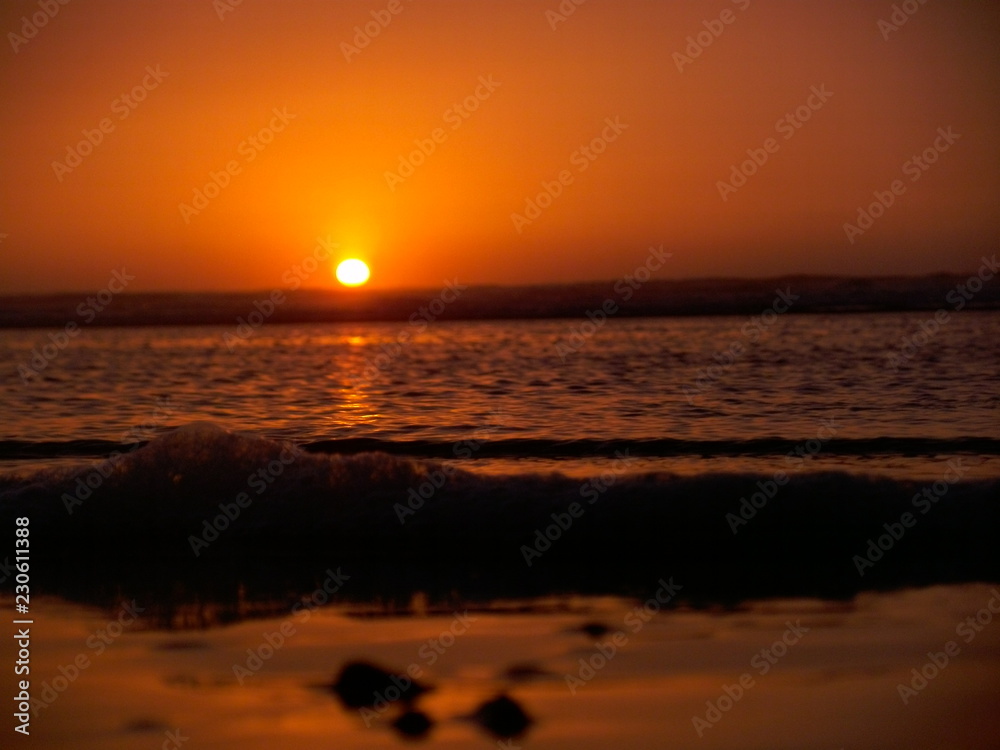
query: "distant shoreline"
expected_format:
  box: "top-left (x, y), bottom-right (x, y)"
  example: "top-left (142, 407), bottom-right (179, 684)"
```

top-left (1, 274), bottom-right (997, 328)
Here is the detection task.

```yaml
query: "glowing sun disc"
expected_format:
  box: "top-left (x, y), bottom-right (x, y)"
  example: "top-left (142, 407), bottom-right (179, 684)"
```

top-left (336, 259), bottom-right (370, 287)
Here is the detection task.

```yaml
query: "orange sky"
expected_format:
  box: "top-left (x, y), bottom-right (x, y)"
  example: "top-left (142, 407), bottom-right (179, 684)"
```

top-left (1, 0), bottom-right (998, 293)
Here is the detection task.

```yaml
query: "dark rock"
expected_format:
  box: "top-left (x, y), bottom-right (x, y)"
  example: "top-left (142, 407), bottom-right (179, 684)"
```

top-left (328, 661), bottom-right (431, 709)
top-left (578, 621), bottom-right (611, 639)
top-left (392, 710), bottom-right (434, 739)
top-left (471, 694), bottom-right (533, 738)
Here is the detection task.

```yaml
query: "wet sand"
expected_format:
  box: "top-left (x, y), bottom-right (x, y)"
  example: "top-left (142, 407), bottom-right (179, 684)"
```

top-left (6, 584), bottom-right (1000, 749)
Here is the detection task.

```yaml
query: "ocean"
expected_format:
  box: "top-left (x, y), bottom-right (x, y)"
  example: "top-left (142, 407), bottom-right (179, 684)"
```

top-left (2, 303), bottom-right (999, 748)
top-left (1, 309), bottom-right (998, 606)
top-left (4, 312), bottom-right (1000, 460)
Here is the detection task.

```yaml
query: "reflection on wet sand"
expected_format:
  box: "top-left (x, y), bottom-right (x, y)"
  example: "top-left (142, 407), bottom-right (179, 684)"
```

top-left (8, 585), bottom-right (1000, 749)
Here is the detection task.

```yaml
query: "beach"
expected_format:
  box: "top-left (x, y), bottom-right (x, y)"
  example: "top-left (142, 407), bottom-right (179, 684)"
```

top-left (8, 585), bottom-right (1000, 749)
top-left (4, 1), bottom-right (1000, 745)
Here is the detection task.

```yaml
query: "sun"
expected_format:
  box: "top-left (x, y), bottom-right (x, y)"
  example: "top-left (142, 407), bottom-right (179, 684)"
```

top-left (335, 258), bottom-right (370, 287)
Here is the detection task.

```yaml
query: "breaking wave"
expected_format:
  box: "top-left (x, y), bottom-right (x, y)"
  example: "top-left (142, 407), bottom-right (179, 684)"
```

top-left (1, 423), bottom-right (997, 611)
top-left (3, 434), bottom-right (1000, 460)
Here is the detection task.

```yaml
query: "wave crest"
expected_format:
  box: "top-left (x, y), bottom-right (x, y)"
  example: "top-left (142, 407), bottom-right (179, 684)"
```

top-left (1, 423), bottom-right (997, 608)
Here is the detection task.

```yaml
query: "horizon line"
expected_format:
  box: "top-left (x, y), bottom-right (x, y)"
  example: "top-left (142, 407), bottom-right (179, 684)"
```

top-left (0, 268), bottom-right (985, 300)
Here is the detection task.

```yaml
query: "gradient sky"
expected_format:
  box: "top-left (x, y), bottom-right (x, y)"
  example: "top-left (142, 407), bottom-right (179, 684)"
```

top-left (1, 0), bottom-right (998, 293)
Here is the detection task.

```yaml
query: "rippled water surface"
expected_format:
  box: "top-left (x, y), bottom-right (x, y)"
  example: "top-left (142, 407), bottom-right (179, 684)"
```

top-left (2, 312), bottom-right (998, 476)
